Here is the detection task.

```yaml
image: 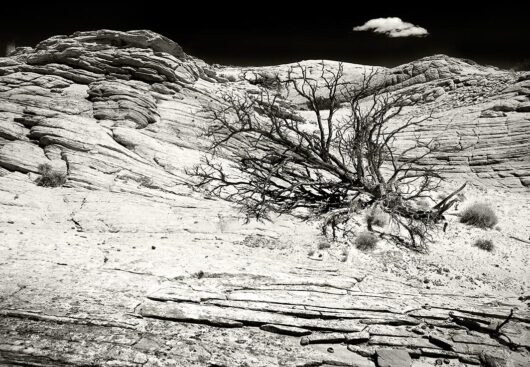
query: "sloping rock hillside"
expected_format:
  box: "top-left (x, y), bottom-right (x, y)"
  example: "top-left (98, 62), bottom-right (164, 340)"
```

top-left (0, 30), bottom-right (529, 366)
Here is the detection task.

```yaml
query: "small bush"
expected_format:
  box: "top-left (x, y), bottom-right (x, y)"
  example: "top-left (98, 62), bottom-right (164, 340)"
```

top-left (473, 238), bottom-right (494, 252)
top-left (318, 240), bottom-right (331, 250)
top-left (36, 164), bottom-right (66, 187)
top-left (365, 207), bottom-right (388, 228)
top-left (355, 231), bottom-right (378, 251)
top-left (341, 246), bottom-right (350, 262)
top-left (460, 202), bottom-right (498, 229)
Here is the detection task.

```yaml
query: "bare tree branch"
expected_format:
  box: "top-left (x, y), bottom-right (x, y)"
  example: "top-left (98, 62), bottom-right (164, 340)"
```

top-left (187, 63), bottom-right (464, 250)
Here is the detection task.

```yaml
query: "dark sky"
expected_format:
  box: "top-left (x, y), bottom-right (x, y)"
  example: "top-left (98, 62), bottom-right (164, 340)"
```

top-left (1, 2), bottom-right (529, 69)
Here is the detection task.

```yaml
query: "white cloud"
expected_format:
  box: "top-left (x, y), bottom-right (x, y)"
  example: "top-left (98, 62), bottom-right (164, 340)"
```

top-left (353, 17), bottom-right (429, 38)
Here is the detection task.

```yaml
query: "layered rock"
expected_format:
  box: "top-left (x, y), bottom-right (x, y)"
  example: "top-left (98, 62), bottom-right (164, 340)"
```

top-left (1, 30), bottom-right (529, 194)
top-left (0, 30), bottom-right (223, 194)
top-left (1, 30), bottom-right (530, 367)
top-left (231, 57), bottom-right (530, 189)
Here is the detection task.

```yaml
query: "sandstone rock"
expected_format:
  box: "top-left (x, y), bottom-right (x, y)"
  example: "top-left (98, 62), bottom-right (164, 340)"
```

top-left (0, 140), bottom-right (65, 174)
top-left (88, 80), bottom-right (160, 127)
top-left (480, 352), bottom-right (508, 367)
top-left (300, 333), bottom-right (346, 345)
top-left (260, 324), bottom-right (312, 336)
top-left (428, 335), bottom-right (454, 350)
top-left (345, 331), bottom-right (371, 344)
top-left (44, 29), bottom-right (186, 59)
top-left (491, 101), bottom-right (519, 112)
top-left (480, 110), bottom-right (506, 118)
top-left (376, 348), bottom-right (412, 367)
top-left (516, 102), bottom-right (530, 112)
top-left (1, 29), bottom-right (530, 367)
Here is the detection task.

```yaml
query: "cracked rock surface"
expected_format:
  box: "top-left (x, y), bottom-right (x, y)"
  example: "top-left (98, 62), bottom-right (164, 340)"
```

top-left (0, 30), bottom-right (529, 366)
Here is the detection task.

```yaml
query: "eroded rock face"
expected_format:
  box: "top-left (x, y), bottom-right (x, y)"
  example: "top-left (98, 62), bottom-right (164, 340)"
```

top-left (376, 348), bottom-right (412, 367)
top-left (0, 30), bottom-right (222, 193)
top-left (227, 58), bottom-right (530, 189)
top-left (1, 30), bottom-right (529, 194)
top-left (0, 31), bottom-right (529, 365)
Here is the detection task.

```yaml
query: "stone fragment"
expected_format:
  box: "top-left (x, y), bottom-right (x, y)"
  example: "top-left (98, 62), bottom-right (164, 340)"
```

top-left (459, 355), bottom-right (481, 365)
top-left (260, 324), bottom-right (311, 336)
top-left (419, 348), bottom-right (459, 358)
top-left (300, 332), bottom-right (346, 345)
top-left (345, 331), bottom-right (370, 344)
top-left (428, 335), bottom-right (454, 350)
top-left (451, 334), bottom-right (499, 346)
top-left (480, 110), bottom-right (506, 118)
top-left (479, 352), bottom-right (508, 367)
top-left (376, 348), bottom-right (412, 367)
top-left (491, 101), bottom-right (519, 112)
top-left (347, 344), bottom-right (377, 357)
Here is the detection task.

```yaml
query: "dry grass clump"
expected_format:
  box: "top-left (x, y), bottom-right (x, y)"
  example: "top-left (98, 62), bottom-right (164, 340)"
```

top-left (365, 207), bottom-right (388, 229)
top-left (460, 202), bottom-right (498, 229)
top-left (340, 246), bottom-right (350, 262)
top-left (36, 164), bottom-right (66, 187)
top-left (473, 238), bottom-right (494, 252)
top-left (355, 231), bottom-right (378, 251)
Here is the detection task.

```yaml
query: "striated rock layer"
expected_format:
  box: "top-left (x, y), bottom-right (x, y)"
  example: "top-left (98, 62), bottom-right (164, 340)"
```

top-left (1, 30), bottom-right (529, 192)
top-left (228, 56), bottom-right (530, 190)
top-left (0, 30), bottom-right (529, 366)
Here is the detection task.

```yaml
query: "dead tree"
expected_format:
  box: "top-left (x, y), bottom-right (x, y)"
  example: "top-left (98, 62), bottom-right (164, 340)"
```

top-left (188, 62), bottom-right (464, 251)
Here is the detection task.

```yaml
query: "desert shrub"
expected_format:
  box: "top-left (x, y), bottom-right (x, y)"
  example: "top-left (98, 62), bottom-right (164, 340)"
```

top-left (341, 246), bottom-right (350, 262)
top-left (473, 238), bottom-right (494, 252)
top-left (36, 164), bottom-right (66, 187)
top-left (307, 96), bottom-right (339, 111)
top-left (190, 63), bottom-right (467, 251)
top-left (318, 240), bottom-right (331, 250)
top-left (355, 231), bottom-right (378, 251)
top-left (365, 207), bottom-right (388, 229)
top-left (460, 202), bottom-right (498, 229)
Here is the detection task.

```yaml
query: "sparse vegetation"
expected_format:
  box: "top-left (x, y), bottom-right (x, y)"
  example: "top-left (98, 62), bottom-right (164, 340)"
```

top-left (473, 238), bottom-right (494, 252)
top-left (317, 240), bottom-right (331, 250)
top-left (460, 202), bottom-right (498, 229)
top-left (36, 164), bottom-right (66, 187)
top-left (190, 63), bottom-right (466, 251)
top-left (340, 246), bottom-right (350, 262)
top-left (365, 207), bottom-right (388, 230)
top-left (355, 231), bottom-right (378, 251)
